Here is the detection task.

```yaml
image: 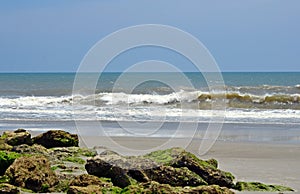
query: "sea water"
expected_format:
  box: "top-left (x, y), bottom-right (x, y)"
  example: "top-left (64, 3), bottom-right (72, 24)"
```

top-left (0, 72), bottom-right (299, 124)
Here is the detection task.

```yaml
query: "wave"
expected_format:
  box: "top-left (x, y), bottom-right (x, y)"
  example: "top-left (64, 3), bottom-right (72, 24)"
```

top-left (1, 90), bottom-right (300, 110)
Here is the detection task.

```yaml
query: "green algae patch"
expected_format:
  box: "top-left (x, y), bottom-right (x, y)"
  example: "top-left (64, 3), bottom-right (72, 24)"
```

top-left (0, 175), bottom-right (10, 184)
top-left (235, 181), bottom-right (294, 192)
top-left (63, 156), bottom-right (85, 164)
top-left (0, 151), bottom-right (21, 175)
top-left (143, 147), bottom-right (184, 165)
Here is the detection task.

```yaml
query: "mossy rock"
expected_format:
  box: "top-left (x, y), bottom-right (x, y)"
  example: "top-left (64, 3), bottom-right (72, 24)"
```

top-left (123, 181), bottom-right (234, 194)
top-left (12, 144), bottom-right (49, 155)
top-left (0, 138), bottom-right (13, 151)
top-left (0, 129), bottom-right (32, 146)
top-left (32, 130), bottom-right (78, 148)
top-left (144, 166), bottom-right (207, 187)
top-left (0, 151), bottom-right (21, 175)
top-left (234, 181), bottom-right (294, 192)
top-left (5, 155), bottom-right (59, 192)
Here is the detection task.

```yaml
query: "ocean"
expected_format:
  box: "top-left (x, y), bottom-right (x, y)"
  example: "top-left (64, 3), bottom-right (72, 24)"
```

top-left (0, 72), bottom-right (299, 123)
top-left (0, 72), bottom-right (300, 143)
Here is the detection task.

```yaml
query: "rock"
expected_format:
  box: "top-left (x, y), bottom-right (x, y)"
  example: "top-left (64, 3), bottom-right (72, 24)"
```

top-left (32, 130), bottom-right (79, 148)
top-left (68, 175), bottom-right (122, 194)
top-left (85, 155), bottom-right (134, 188)
top-left (124, 181), bottom-right (234, 194)
top-left (0, 183), bottom-right (20, 194)
top-left (182, 184), bottom-right (235, 194)
top-left (67, 185), bottom-right (103, 194)
top-left (0, 151), bottom-right (21, 175)
top-left (69, 174), bottom-right (112, 188)
top-left (0, 129), bottom-right (32, 146)
top-left (86, 148), bottom-right (236, 189)
top-left (144, 166), bottom-right (207, 187)
top-left (0, 139), bottom-right (12, 151)
top-left (234, 181), bottom-right (294, 192)
top-left (5, 155), bottom-right (58, 192)
top-left (12, 144), bottom-right (49, 155)
top-left (170, 150), bottom-right (235, 188)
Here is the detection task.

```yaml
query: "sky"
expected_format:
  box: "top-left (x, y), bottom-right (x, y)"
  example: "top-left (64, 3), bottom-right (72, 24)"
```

top-left (0, 0), bottom-right (299, 72)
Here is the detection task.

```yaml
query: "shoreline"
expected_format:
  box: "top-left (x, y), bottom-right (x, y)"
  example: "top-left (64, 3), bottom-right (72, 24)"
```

top-left (1, 120), bottom-right (299, 192)
top-left (0, 128), bottom-right (299, 193)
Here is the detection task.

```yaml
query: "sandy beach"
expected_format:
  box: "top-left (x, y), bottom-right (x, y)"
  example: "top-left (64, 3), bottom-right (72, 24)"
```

top-left (1, 120), bottom-right (299, 192)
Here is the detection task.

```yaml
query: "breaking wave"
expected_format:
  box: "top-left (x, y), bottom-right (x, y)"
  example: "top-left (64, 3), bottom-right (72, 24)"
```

top-left (1, 90), bottom-right (300, 110)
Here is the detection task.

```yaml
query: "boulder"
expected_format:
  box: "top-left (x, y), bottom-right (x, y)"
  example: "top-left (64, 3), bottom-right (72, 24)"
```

top-left (0, 183), bottom-right (20, 194)
top-left (171, 151), bottom-right (235, 188)
top-left (5, 155), bottom-right (58, 192)
top-left (0, 129), bottom-right (32, 146)
top-left (85, 155), bottom-right (132, 188)
top-left (86, 149), bottom-right (226, 189)
top-left (143, 147), bottom-right (235, 188)
top-left (32, 130), bottom-right (79, 148)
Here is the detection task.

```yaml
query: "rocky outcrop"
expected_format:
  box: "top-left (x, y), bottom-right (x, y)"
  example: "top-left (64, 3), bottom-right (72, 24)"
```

top-left (85, 147), bottom-right (234, 189)
top-left (32, 130), bottom-right (79, 148)
top-left (0, 129), bottom-right (295, 194)
top-left (0, 129), bottom-right (32, 146)
top-left (5, 155), bottom-right (58, 192)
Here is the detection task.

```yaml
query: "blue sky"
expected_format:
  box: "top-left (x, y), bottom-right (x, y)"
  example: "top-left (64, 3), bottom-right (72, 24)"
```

top-left (0, 0), bottom-right (299, 72)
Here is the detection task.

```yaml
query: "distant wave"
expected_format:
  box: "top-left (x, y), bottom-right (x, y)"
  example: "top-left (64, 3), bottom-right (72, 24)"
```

top-left (1, 90), bottom-right (300, 110)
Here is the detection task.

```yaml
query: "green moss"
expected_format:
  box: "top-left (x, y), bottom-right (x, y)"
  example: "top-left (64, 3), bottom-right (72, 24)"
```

top-left (234, 181), bottom-right (294, 192)
top-left (143, 148), bottom-right (183, 165)
top-left (0, 175), bottom-right (9, 183)
top-left (0, 133), bottom-right (8, 139)
top-left (51, 180), bottom-right (70, 192)
top-left (185, 152), bottom-right (217, 169)
top-left (223, 171), bottom-right (235, 181)
top-left (0, 151), bottom-right (21, 175)
top-left (63, 156), bottom-right (85, 164)
top-left (102, 186), bottom-right (122, 194)
top-left (99, 177), bottom-right (112, 183)
top-left (41, 183), bottom-right (50, 192)
top-left (50, 166), bottom-right (59, 171)
top-left (20, 187), bottom-right (34, 193)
